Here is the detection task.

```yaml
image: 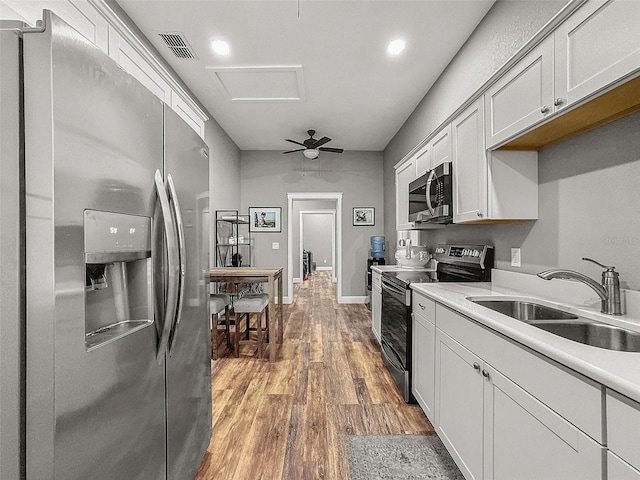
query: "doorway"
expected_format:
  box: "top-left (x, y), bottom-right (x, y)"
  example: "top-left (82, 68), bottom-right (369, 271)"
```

top-left (287, 192), bottom-right (343, 304)
top-left (299, 210), bottom-right (336, 283)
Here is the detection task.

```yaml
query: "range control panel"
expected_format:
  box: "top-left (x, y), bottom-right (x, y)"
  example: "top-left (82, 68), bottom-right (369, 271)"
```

top-left (433, 244), bottom-right (494, 267)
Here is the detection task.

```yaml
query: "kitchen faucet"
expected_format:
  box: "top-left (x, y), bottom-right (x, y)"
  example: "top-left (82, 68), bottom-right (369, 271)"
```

top-left (537, 257), bottom-right (622, 315)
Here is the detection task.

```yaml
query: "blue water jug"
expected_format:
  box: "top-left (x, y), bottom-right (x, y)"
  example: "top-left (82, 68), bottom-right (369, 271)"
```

top-left (370, 236), bottom-right (385, 259)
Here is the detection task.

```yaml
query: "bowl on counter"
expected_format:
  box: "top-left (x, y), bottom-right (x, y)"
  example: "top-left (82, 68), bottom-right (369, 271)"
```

top-left (395, 246), bottom-right (430, 268)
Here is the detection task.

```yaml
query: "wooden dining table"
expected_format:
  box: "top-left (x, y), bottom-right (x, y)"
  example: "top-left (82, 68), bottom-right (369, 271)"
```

top-left (209, 267), bottom-right (284, 361)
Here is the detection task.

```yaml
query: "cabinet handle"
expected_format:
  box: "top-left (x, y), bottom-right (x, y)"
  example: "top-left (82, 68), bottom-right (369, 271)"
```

top-left (473, 362), bottom-right (481, 372)
top-left (540, 106), bottom-right (550, 114)
top-left (476, 211), bottom-right (483, 217)
top-left (418, 303), bottom-right (426, 310)
top-left (554, 98), bottom-right (564, 107)
top-left (482, 369), bottom-right (490, 380)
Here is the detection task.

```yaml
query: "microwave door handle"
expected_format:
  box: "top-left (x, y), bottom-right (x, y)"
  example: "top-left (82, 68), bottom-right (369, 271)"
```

top-left (166, 174), bottom-right (186, 356)
top-left (425, 169), bottom-right (436, 215)
top-left (154, 169), bottom-right (180, 364)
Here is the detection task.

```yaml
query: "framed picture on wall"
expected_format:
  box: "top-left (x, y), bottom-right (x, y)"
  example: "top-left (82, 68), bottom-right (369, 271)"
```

top-left (353, 207), bottom-right (375, 226)
top-left (249, 207), bottom-right (282, 232)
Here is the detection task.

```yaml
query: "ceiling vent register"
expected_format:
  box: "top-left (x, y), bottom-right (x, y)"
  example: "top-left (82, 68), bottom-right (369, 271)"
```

top-left (158, 32), bottom-right (198, 59)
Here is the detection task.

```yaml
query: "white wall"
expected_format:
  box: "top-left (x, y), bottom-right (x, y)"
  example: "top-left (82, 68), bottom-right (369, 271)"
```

top-left (304, 213), bottom-right (334, 270)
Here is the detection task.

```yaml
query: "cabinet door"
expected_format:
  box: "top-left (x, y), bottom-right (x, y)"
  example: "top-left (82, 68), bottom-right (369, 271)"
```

top-left (414, 143), bottom-right (432, 178)
top-left (555, 0), bottom-right (640, 107)
top-left (485, 36), bottom-right (554, 148)
top-left (452, 99), bottom-right (487, 223)
top-left (609, 452), bottom-right (640, 480)
top-left (412, 313), bottom-right (435, 423)
top-left (483, 364), bottom-right (603, 480)
top-left (395, 158), bottom-right (415, 230)
top-left (607, 389), bottom-right (640, 472)
top-left (431, 124), bottom-right (452, 168)
top-left (435, 329), bottom-right (483, 480)
top-left (372, 282), bottom-right (381, 343)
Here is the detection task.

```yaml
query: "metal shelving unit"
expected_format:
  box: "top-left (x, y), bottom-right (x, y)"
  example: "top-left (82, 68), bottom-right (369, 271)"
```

top-left (215, 210), bottom-right (253, 267)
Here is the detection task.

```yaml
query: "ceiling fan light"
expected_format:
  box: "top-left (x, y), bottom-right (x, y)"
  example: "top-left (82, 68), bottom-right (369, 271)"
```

top-left (304, 148), bottom-right (319, 159)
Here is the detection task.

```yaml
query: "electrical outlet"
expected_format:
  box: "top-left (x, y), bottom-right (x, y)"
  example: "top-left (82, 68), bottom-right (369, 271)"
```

top-left (511, 248), bottom-right (521, 267)
top-left (272, 242), bottom-right (279, 250)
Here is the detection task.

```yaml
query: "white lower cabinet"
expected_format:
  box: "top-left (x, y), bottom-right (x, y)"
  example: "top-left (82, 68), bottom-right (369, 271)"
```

top-left (411, 300), bottom-right (436, 423)
top-left (434, 306), bottom-right (604, 480)
top-left (435, 329), bottom-right (484, 480)
top-left (609, 452), bottom-right (640, 480)
top-left (606, 389), bottom-right (640, 473)
top-left (483, 363), bottom-right (603, 480)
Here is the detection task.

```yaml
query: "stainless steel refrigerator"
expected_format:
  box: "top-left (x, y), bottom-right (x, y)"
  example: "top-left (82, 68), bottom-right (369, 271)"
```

top-left (0, 11), bottom-right (211, 479)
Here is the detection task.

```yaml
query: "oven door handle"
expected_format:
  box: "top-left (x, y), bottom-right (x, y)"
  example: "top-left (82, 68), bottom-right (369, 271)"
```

top-left (381, 276), bottom-right (408, 302)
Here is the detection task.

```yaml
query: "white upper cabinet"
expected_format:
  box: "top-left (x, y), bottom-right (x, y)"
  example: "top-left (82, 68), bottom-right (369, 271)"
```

top-left (108, 28), bottom-right (172, 105)
top-left (1, 0), bottom-right (109, 53)
top-left (395, 157), bottom-right (416, 230)
top-left (554, 0), bottom-right (640, 107)
top-left (430, 124), bottom-right (452, 169)
top-left (413, 143), bottom-right (431, 178)
top-left (452, 99), bottom-right (486, 223)
top-left (414, 124), bottom-right (452, 178)
top-left (485, 36), bottom-right (554, 149)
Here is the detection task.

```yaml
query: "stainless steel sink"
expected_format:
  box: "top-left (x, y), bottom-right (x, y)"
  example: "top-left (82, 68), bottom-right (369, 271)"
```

top-left (468, 297), bottom-right (640, 353)
top-left (471, 299), bottom-right (579, 321)
top-left (531, 321), bottom-right (640, 353)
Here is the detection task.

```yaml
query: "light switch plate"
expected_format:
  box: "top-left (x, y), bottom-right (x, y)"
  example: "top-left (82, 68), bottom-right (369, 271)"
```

top-left (272, 242), bottom-right (279, 250)
top-left (511, 248), bottom-right (521, 267)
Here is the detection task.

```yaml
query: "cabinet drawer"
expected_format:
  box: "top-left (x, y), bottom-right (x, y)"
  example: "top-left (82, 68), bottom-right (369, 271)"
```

top-left (436, 303), bottom-right (603, 442)
top-left (372, 270), bottom-right (381, 287)
top-left (607, 389), bottom-right (640, 471)
top-left (412, 291), bottom-right (435, 325)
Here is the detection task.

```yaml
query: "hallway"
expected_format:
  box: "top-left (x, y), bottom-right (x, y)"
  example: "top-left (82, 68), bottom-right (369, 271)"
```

top-left (196, 271), bottom-right (434, 479)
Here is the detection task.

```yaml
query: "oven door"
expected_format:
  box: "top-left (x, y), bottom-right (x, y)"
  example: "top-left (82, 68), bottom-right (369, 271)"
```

top-left (380, 276), bottom-right (413, 402)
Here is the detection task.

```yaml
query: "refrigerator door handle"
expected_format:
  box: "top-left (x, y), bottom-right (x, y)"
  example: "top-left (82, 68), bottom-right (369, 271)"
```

top-left (166, 173), bottom-right (186, 355)
top-left (155, 169), bottom-right (180, 363)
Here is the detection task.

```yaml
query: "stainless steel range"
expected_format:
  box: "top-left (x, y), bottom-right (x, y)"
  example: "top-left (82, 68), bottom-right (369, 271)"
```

top-left (380, 244), bottom-right (494, 403)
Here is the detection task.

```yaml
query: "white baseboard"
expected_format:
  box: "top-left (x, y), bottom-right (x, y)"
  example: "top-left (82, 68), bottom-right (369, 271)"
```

top-left (293, 277), bottom-right (303, 284)
top-left (316, 266), bottom-right (332, 271)
top-left (340, 295), bottom-right (367, 304)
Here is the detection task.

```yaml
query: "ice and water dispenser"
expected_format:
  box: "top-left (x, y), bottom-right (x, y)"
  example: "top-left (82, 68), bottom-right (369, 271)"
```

top-left (84, 210), bottom-right (154, 350)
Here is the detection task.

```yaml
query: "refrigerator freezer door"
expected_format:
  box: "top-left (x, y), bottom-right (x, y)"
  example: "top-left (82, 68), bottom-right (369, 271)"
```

top-left (23, 12), bottom-right (166, 479)
top-left (163, 105), bottom-right (212, 479)
top-left (0, 29), bottom-right (23, 480)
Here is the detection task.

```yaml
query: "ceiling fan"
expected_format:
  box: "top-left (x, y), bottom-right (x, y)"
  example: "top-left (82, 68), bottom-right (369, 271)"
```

top-left (283, 130), bottom-right (344, 159)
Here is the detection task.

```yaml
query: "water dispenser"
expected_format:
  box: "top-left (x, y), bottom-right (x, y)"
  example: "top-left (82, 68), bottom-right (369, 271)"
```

top-left (84, 210), bottom-right (154, 350)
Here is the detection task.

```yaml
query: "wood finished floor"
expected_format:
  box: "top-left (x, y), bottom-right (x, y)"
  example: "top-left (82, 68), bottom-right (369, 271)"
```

top-left (195, 271), bottom-right (434, 480)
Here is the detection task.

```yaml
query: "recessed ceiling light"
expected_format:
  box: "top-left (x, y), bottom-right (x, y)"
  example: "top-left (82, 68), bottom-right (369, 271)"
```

top-left (212, 39), bottom-right (230, 56)
top-left (387, 39), bottom-right (406, 56)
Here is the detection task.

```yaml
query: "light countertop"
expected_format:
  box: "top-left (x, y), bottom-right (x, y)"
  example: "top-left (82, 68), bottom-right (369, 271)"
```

top-left (371, 264), bottom-right (434, 273)
top-left (411, 277), bottom-right (640, 404)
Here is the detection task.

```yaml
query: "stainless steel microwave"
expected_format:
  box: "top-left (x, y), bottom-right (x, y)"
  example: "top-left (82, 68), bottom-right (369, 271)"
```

top-left (408, 162), bottom-right (453, 224)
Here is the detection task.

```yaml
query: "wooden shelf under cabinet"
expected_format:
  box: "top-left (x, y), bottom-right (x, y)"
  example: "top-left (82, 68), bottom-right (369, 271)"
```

top-left (498, 74), bottom-right (640, 151)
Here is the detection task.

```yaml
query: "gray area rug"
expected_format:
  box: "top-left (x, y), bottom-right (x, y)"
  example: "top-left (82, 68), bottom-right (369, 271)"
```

top-left (346, 435), bottom-right (465, 480)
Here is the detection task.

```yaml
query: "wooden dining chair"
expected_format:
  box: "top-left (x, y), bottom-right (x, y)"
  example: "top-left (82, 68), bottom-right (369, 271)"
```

top-left (210, 293), bottom-right (231, 359)
top-left (232, 293), bottom-right (271, 361)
